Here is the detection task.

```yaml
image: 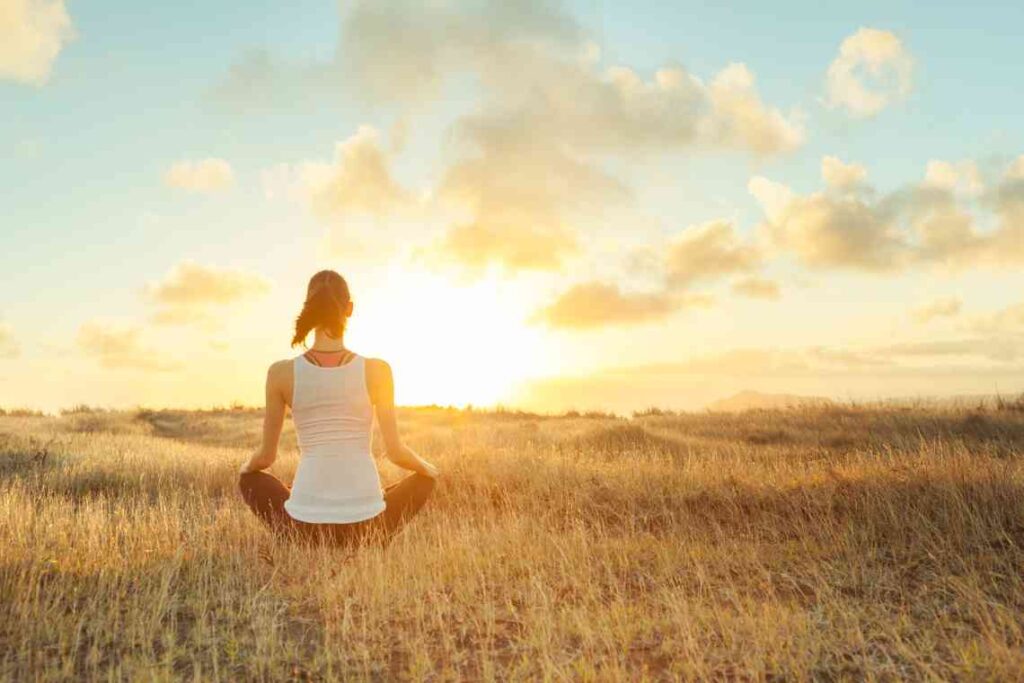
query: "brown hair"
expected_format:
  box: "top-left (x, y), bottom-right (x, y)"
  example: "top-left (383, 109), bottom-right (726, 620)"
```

top-left (291, 270), bottom-right (351, 347)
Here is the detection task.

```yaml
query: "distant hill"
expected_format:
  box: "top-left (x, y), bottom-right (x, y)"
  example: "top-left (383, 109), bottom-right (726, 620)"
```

top-left (706, 390), bottom-right (833, 412)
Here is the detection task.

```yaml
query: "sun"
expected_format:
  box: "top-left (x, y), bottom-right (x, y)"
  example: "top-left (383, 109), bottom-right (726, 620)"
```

top-left (348, 270), bottom-right (552, 408)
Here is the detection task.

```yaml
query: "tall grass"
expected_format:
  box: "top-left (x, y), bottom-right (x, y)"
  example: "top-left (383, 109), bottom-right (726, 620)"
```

top-left (2, 406), bottom-right (1024, 680)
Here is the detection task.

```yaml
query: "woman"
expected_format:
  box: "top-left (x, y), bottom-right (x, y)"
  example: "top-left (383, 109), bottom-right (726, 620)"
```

top-left (238, 269), bottom-right (439, 546)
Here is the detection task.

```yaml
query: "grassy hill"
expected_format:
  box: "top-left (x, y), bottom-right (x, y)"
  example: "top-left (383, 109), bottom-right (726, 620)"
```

top-left (2, 403), bottom-right (1024, 679)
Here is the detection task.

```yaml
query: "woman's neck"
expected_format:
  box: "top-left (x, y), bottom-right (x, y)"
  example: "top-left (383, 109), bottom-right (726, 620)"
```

top-left (310, 329), bottom-right (346, 352)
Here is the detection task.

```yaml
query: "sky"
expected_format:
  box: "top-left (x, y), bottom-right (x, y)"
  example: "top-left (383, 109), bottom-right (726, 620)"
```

top-left (2, 0), bottom-right (1023, 414)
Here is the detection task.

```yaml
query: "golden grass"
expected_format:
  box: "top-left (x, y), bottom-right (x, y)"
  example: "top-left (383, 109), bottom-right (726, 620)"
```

top-left (3, 405), bottom-right (1024, 680)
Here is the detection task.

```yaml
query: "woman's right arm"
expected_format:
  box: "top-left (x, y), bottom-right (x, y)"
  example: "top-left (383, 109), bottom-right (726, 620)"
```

top-left (366, 358), bottom-right (439, 478)
top-left (239, 360), bottom-right (289, 474)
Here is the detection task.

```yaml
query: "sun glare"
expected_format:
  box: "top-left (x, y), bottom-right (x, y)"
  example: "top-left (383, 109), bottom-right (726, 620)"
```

top-left (350, 271), bottom-right (551, 408)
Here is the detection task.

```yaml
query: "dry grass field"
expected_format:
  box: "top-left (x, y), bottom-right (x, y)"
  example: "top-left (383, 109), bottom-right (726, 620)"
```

top-left (3, 401), bottom-right (1024, 681)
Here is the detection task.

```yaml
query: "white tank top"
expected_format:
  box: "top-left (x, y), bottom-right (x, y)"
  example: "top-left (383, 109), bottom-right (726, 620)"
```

top-left (283, 354), bottom-right (386, 523)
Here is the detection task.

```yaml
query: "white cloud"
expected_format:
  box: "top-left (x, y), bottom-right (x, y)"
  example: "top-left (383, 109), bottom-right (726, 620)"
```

top-left (1008, 155), bottom-right (1024, 181)
top-left (532, 218), bottom-right (770, 329)
top-left (426, 55), bottom-right (799, 272)
top-left (430, 219), bottom-right (580, 272)
top-left (751, 155), bottom-right (1024, 271)
top-left (163, 158), bottom-right (235, 193)
top-left (748, 176), bottom-right (794, 223)
top-left (666, 220), bottom-right (762, 286)
top-left (0, 0), bottom-right (73, 85)
top-left (532, 281), bottom-right (711, 329)
top-left (751, 176), bottom-right (906, 270)
top-left (826, 28), bottom-right (912, 118)
top-left (429, 136), bottom-right (625, 272)
top-left (924, 160), bottom-right (983, 196)
top-left (262, 126), bottom-right (418, 261)
top-left (263, 126), bottom-right (410, 227)
top-left (821, 156), bottom-right (868, 191)
top-left (302, 126), bottom-right (408, 218)
top-left (229, 1), bottom-right (803, 274)
top-left (338, 0), bottom-right (582, 106)
top-left (336, 2), bottom-right (803, 156)
top-left (732, 277), bottom-right (781, 300)
top-left (145, 261), bottom-right (271, 306)
top-left (704, 63), bottom-right (804, 154)
top-left (143, 261), bottom-right (271, 326)
top-left (77, 321), bottom-right (179, 372)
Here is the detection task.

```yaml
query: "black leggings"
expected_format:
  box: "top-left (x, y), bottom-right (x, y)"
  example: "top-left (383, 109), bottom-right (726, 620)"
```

top-left (238, 470), bottom-right (436, 547)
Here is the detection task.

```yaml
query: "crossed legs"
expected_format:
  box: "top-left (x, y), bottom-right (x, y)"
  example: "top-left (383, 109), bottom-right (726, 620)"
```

top-left (238, 470), bottom-right (435, 545)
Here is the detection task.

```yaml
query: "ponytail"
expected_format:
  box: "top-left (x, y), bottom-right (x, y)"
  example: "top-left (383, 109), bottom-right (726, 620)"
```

top-left (291, 270), bottom-right (350, 347)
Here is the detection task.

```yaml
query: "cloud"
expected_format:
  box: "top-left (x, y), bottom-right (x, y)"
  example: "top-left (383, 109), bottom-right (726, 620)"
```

top-left (432, 220), bottom-right (580, 272)
top-left (731, 277), bottom-right (781, 300)
top-left (208, 49), bottom-right (342, 114)
top-left (426, 54), bottom-right (798, 272)
top-left (0, 322), bottom-right (19, 359)
top-left (912, 297), bottom-right (962, 324)
top-left (530, 218), bottom-right (769, 329)
top-left (826, 28), bottom-right (912, 118)
top-left (988, 156), bottom-right (1024, 263)
top-left (747, 176), bottom-right (795, 223)
top-left (750, 175), bottom-right (907, 271)
top-left (145, 261), bottom-right (271, 306)
top-left (450, 55), bottom-right (802, 157)
top-left (534, 152), bottom-right (1023, 332)
top-left (924, 160), bottom-right (983, 196)
top-left (0, 0), bottom-right (73, 85)
top-left (143, 261), bottom-right (271, 326)
top-left (299, 126), bottom-right (408, 219)
top-left (666, 220), bottom-right (762, 286)
top-left (428, 136), bottom-right (626, 271)
top-left (338, 0), bottom-right (582, 105)
top-left (1009, 157), bottom-right (1024, 181)
top-left (751, 155), bottom-right (1024, 271)
top-left (262, 126), bottom-right (414, 258)
top-left (226, 1), bottom-right (803, 274)
top-left (163, 158), bottom-right (235, 193)
top-left (344, 0), bottom-right (804, 154)
top-left (531, 281), bottom-right (710, 329)
top-left (704, 63), bottom-right (804, 155)
top-left (77, 321), bottom-right (179, 371)
top-left (821, 156), bottom-right (868, 191)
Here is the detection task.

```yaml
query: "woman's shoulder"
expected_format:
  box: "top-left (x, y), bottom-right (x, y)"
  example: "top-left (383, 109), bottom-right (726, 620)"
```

top-left (266, 358), bottom-right (296, 382)
top-left (362, 356), bottom-right (393, 393)
top-left (362, 356), bottom-right (392, 379)
top-left (361, 356), bottom-right (390, 370)
top-left (269, 357), bottom-right (296, 372)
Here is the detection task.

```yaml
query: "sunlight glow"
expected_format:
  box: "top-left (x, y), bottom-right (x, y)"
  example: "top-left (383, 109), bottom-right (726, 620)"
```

top-left (349, 271), bottom-right (552, 408)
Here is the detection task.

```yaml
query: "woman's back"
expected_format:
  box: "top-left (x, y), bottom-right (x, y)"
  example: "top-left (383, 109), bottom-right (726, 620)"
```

top-left (238, 269), bottom-right (438, 541)
top-left (283, 353), bottom-right (386, 523)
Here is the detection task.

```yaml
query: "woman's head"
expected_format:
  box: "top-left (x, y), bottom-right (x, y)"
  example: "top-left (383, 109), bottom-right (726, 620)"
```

top-left (292, 270), bottom-right (352, 347)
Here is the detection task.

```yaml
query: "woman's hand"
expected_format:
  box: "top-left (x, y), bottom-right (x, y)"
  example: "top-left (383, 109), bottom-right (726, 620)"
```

top-left (417, 458), bottom-right (440, 479)
top-left (239, 454), bottom-right (267, 475)
top-left (367, 358), bottom-right (440, 479)
top-left (385, 443), bottom-right (439, 479)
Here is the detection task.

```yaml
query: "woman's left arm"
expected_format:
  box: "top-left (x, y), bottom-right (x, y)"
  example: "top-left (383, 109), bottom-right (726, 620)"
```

top-left (239, 361), bottom-right (288, 474)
